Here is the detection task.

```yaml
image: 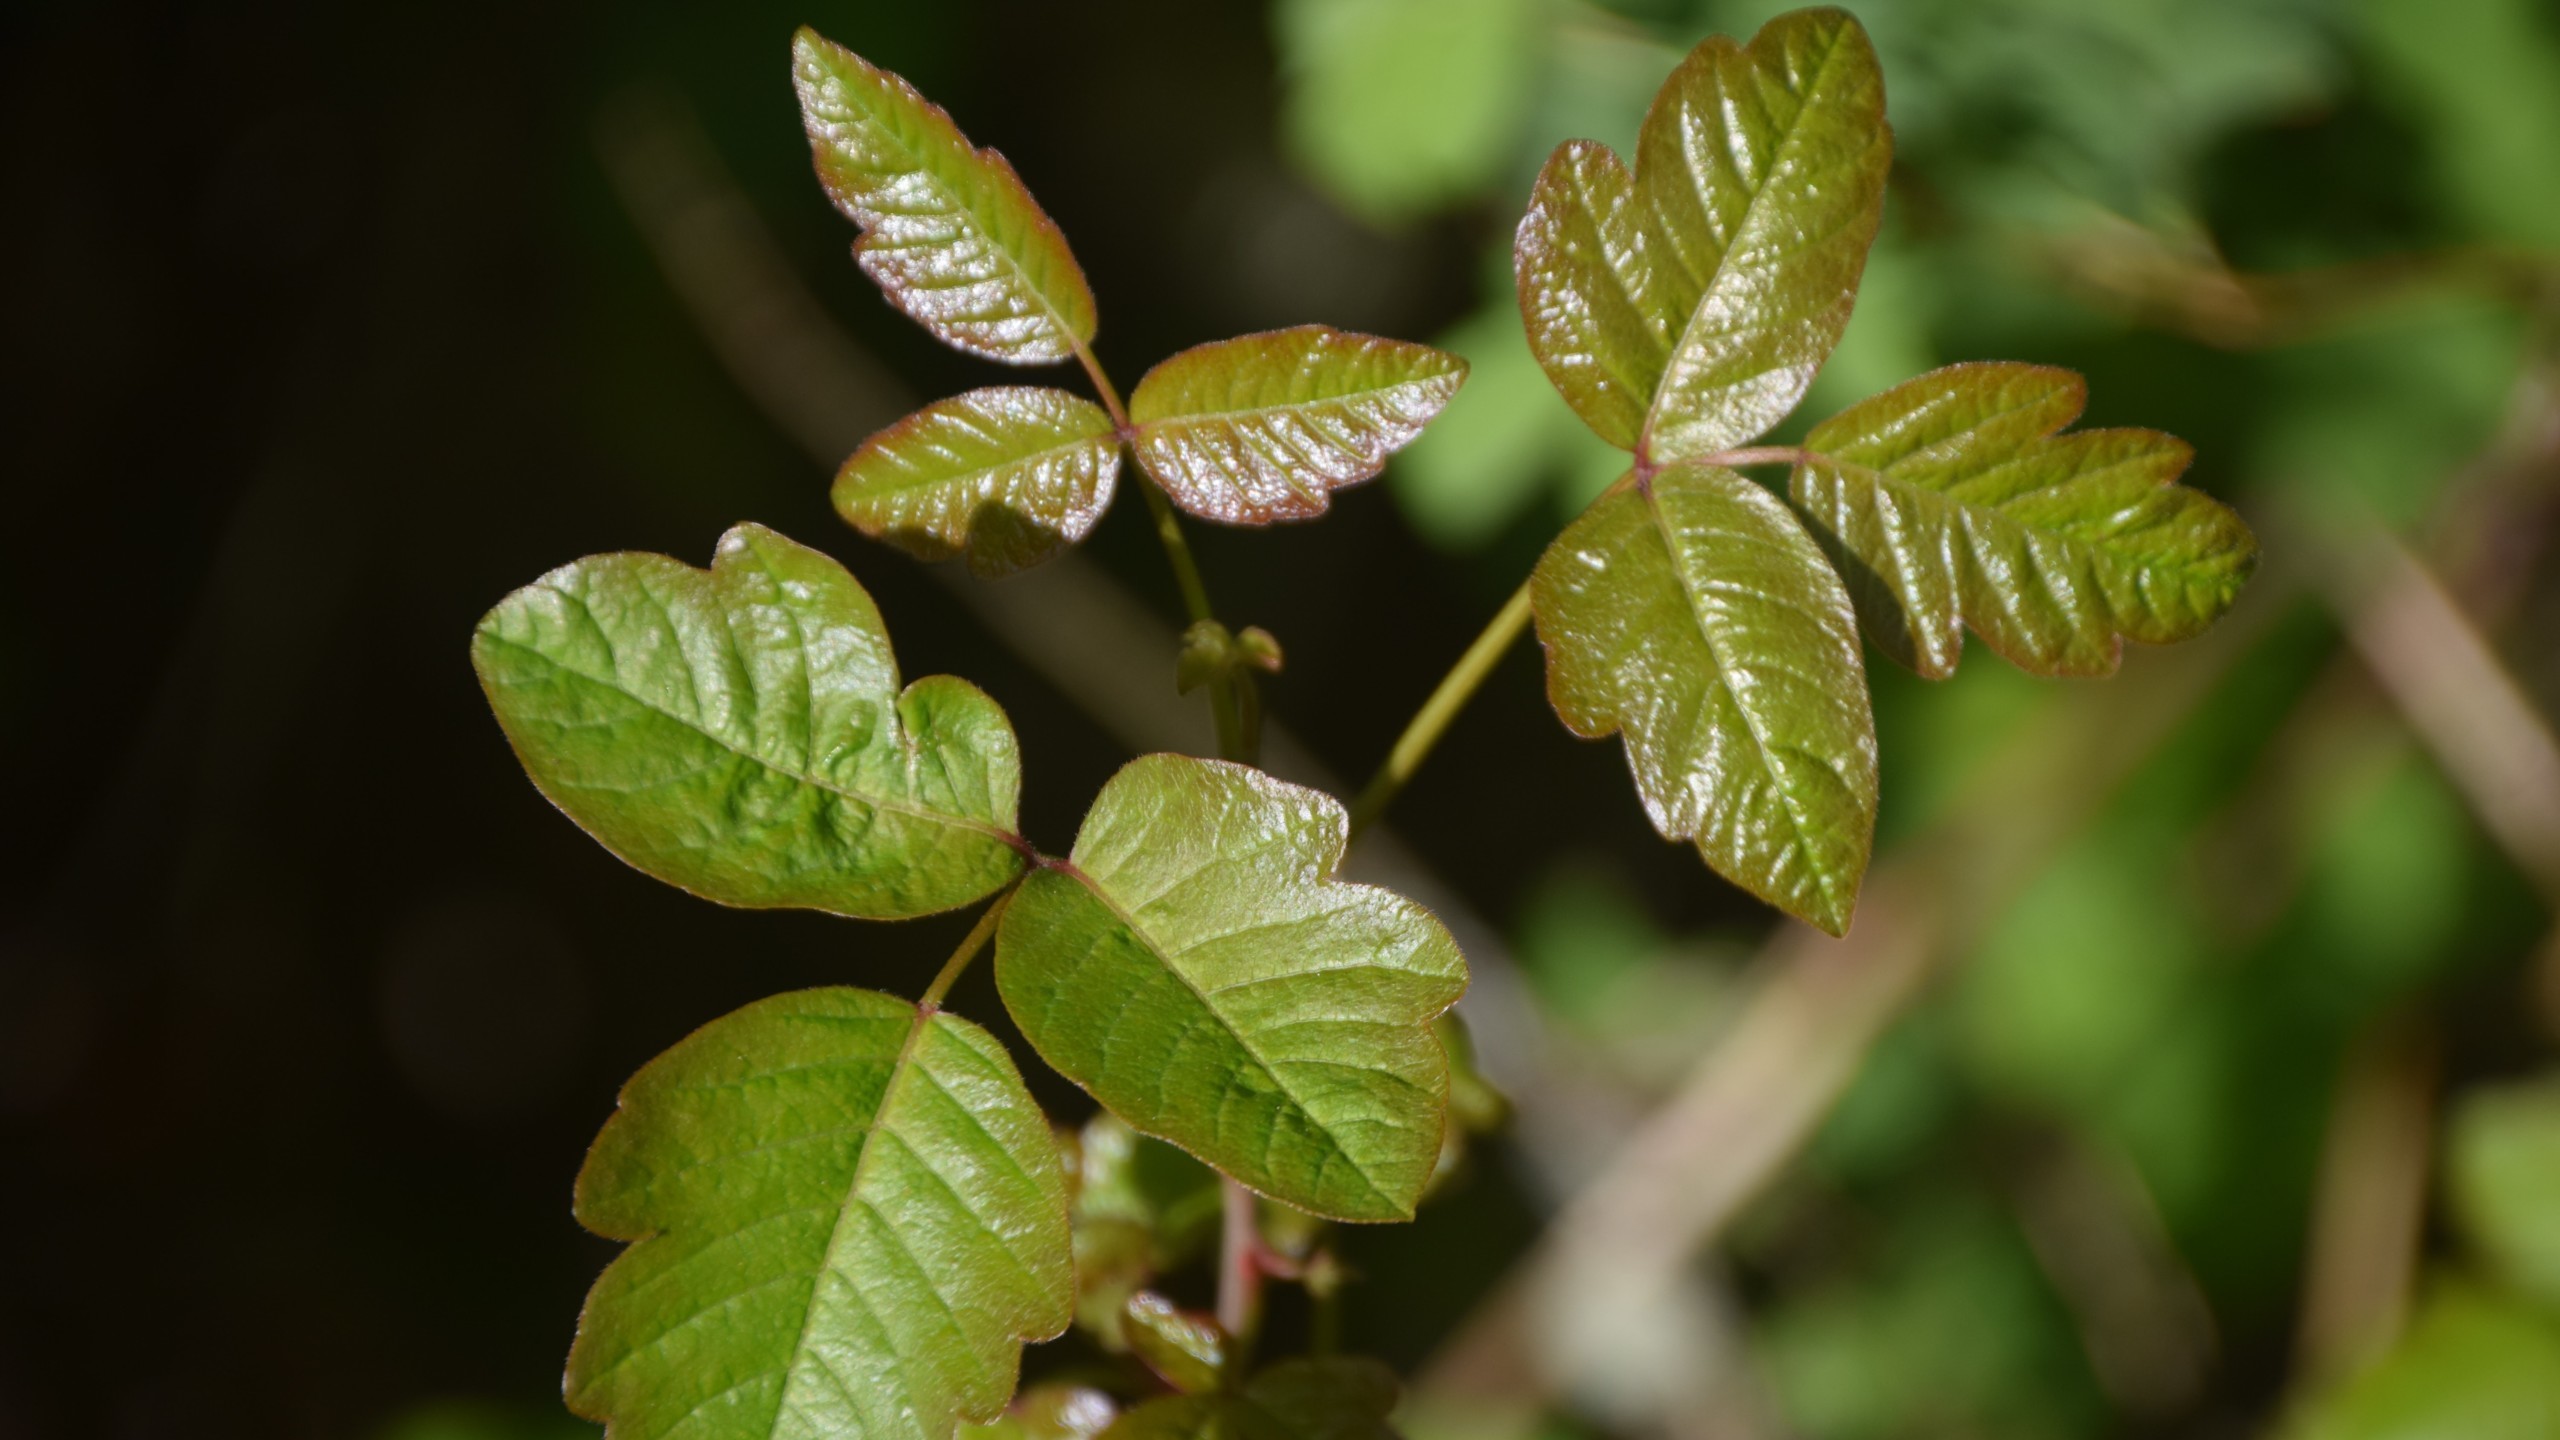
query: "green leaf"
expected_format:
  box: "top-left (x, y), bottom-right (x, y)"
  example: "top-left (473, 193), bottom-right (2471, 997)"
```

top-left (1065, 1112), bottom-right (1220, 1350)
top-left (1792, 362), bottom-right (2258, 678)
top-left (1122, 1292), bottom-right (1228, 1395)
top-left (472, 523), bottom-right (1026, 920)
top-left (834, 388), bottom-right (1122, 577)
top-left (1531, 464), bottom-right (1876, 934)
top-left (566, 987), bottom-right (1073, 1440)
top-left (1274, 0), bottom-right (1543, 224)
top-left (1129, 326), bottom-right (1468, 524)
top-left (996, 755), bottom-right (1469, 1221)
top-left (1100, 1359), bottom-right (1401, 1440)
top-left (1517, 9), bottom-right (1890, 461)
top-left (959, 1386), bottom-right (1119, 1440)
top-left (793, 28), bottom-right (1098, 365)
top-left (2449, 1072), bottom-right (2560, 1310)
top-left (2284, 1281), bottom-right (2560, 1440)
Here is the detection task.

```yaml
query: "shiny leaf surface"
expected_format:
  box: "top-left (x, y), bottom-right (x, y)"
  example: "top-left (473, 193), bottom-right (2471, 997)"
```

top-left (1129, 326), bottom-right (1467, 524)
top-left (960, 1386), bottom-right (1119, 1440)
top-left (1099, 1359), bottom-right (1400, 1440)
top-left (1515, 9), bottom-right (1889, 460)
top-left (473, 524), bottom-right (1027, 919)
top-left (834, 388), bottom-right (1121, 576)
top-left (1793, 362), bottom-right (2258, 678)
top-left (997, 756), bottom-right (1468, 1220)
top-left (566, 988), bottom-right (1072, 1440)
top-left (1122, 1292), bottom-right (1227, 1395)
top-left (1066, 1113), bottom-right (1220, 1350)
top-left (1532, 465), bottom-right (1876, 934)
top-left (793, 28), bottom-right (1098, 364)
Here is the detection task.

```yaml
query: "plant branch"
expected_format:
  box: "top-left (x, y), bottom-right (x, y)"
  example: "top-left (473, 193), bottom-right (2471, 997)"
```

top-left (1218, 1177), bottom-right (1265, 1356)
top-left (918, 888), bottom-right (1013, 1012)
top-left (1348, 580), bottom-right (1534, 845)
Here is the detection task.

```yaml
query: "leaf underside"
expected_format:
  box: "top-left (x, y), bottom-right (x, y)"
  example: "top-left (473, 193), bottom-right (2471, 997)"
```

top-left (1099, 1358), bottom-right (1402, 1440)
top-left (794, 28), bottom-right (1098, 364)
top-left (471, 523), bottom-right (1025, 920)
top-left (1532, 465), bottom-right (1877, 934)
top-left (835, 387), bottom-right (1122, 576)
top-left (1792, 362), bottom-right (2259, 678)
top-left (1515, 6), bottom-right (1889, 460)
top-left (567, 987), bottom-right (1073, 1440)
top-left (1129, 326), bottom-right (1467, 524)
top-left (996, 755), bottom-right (1469, 1221)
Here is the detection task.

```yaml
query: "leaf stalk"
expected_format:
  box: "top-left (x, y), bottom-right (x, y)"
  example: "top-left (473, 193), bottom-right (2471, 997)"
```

top-left (1346, 580), bottom-right (1536, 844)
top-left (918, 886), bottom-right (1014, 1012)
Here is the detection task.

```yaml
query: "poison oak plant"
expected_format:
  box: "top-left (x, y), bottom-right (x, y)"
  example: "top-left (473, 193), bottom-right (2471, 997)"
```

top-left (470, 10), bottom-right (2255, 1436)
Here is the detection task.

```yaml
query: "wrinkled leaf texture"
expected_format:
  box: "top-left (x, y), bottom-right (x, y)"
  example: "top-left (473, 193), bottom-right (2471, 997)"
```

top-left (1099, 1358), bottom-right (1401, 1440)
top-left (794, 28), bottom-right (1098, 364)
top-left (1533, 465), bottom-right (1876, 934)
top-left (834, 387), bottom-right (1122, 576)
top-left (1515, 7), bottom-right (1888, 460)
top-left (472, 524), bottom-right (1026, 920)
top-left (1793, 362), bottom-right (2257, 677)
top-left (997, 755), bottom-right (1468, 1221)
top-left (567, 987), bottom-right (1072, 1440)
top-left (1130, 326), bottom-right (1467, 523)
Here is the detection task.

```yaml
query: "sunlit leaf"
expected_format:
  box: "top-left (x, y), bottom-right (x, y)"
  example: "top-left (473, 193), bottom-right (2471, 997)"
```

top-left (2283, 1281), bottom-right (2560, 1440)
top-left (960, 1386), bottom-right (1119, 1440)
top-left (566, 988), bottom-right (1072, 1440)
top-left (834, 388), bottom-right (1121, 577)
top-left (1101, 1358), bottom-right (1401, 1440)
top-left (1123, 1292), bottom-right (1228, 1395)
top-left (1532, 464), bottom-right (1876, 934)
top-left (1793, 362), bottom-right (2257, 678)
top-left (793, 28), bottom-right (1098, 364)
top-left (1517, 9), bottom-right (1890, 461)
top-left (1129, 326), bottom-right (1467, 524)
top-left (473, 524), bottom-right (1027, 919)
top-left (997, 755), bottom-right (1469, 1220)
top-left (2449, 1072), bottom-right (2560, 1310)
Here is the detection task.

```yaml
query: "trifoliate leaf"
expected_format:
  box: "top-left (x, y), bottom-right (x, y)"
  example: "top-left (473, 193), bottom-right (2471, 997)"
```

top-left (2448, 1072), bottom-right (2560, 1311)
top-left (1516, 9), bottom-right (1889, 461)
top-left (997, 756), bottom-right (1469, 1221)
top-left (566, 987), bottom-right (1073, 1440)
top-left (1129, 326), bottom-right (1467, 524)
top-left (1792, 362), bottom-right (2257, 678)
top-left (472, 523), bottom-right (1026, 919)
top-left (1099, 1358), bottom-right (1401, 1440)
top-left (1122, 1292), bottom-right (1228, 1395)
top-left (1532, 464), bottom-right (1876, 934)
top-left (960, 1386), bottom-right (1119, 1440)
top-left (834, 388), bottom-right (1122, 577)
top-left (793, 28), bottom-right (1098, 364)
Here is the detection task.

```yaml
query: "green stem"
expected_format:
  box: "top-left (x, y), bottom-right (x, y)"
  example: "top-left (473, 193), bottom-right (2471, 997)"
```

top-left (918, 888), bottom-right (1013, 1012)
top-left (1135, 476), bottom-right (1219, 628)
top-left (1346, 580), bottom-right (1535, 844)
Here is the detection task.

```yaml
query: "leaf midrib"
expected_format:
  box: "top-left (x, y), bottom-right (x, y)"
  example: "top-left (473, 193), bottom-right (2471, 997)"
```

top-left (853, 429), bottom-right (1116, 506)
top-left (1134, 371), bottom-right (1457, 434)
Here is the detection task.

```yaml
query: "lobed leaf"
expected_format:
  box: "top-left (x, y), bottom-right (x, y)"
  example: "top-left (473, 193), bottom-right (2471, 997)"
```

top-left (1515, 8), bottom-right (1890, 462)
top-left (1099, 1358), bottom-right (1401, 1440)
top-left (1532, 464), bottom-right (1876, 934)
top-left (834, 388), bottom-right (1122, 576)
top-left (1129, 326), bottom-right (1467, 524)
top-left (1792, 362), bottom-right (2258, 678)
top-left (566, 987), bottom-right (1073, 1440)
top-left (996, 755), bottom-right (1468, 1221)
top-left (472, 523), bottom-right (1026, 920)
top-left (793, 28), bottom-right (1098, 364)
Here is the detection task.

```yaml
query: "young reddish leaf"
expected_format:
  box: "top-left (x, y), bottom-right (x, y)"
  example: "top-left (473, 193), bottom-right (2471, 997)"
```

top-left (1128, 326), bottom-right (1467, 524)
top-left (1532, 464), bottom-right (1877, 934)
top-left (793, 28), bottom-right (1099, 364)
top-left (962, 1386), bottom-right (1120, 1440)
top-left (472, 523), bottom-right (1026, 920)
top-left (567, 987), bottom-right (1073, 1440)
top-left (834, 387), bottom-right (1121, 577)
top-left (996, 756), bottom-right (1469, 1222)
top-left (1122, 1292), bottom-right (1227, 1395)
top-left (1792, 362), bottom-right (2258, 678)
top-left (1516, 9), bottom-right (1889, 461)
top-left (1098, 1358), bottom-right (1401, 1440)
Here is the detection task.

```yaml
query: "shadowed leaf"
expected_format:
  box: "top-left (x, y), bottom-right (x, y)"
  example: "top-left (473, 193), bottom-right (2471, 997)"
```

top-left (1130, 326), bottom-right (1467, 524)
top-left (1515, 9), bottom-right (1889, 461)
top-left (793, 28), bottom-right (1098, 364)
top-left (961, 1386), bottom-right (1119, 1440)
top-left (1066, 1114), bottom-right (1220, 1350)
top-left (835, 388), bottom-right (1121, 576)
top-left (1099, 1358), bottom-right (1401, 1440)
top-left (567, 987), bottom-right (1072, 1440)
top-left (1792, 362), bottom-right (2257, 678)
top-left (1532, 465), bottom-right (1876, 934)
top-left (997, 756), bottom-right (1468, 1221)
top-left (1122, 1292), bottom-right (1227, 1395)
top-left (472, 523), bottom-right (1026, 919)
